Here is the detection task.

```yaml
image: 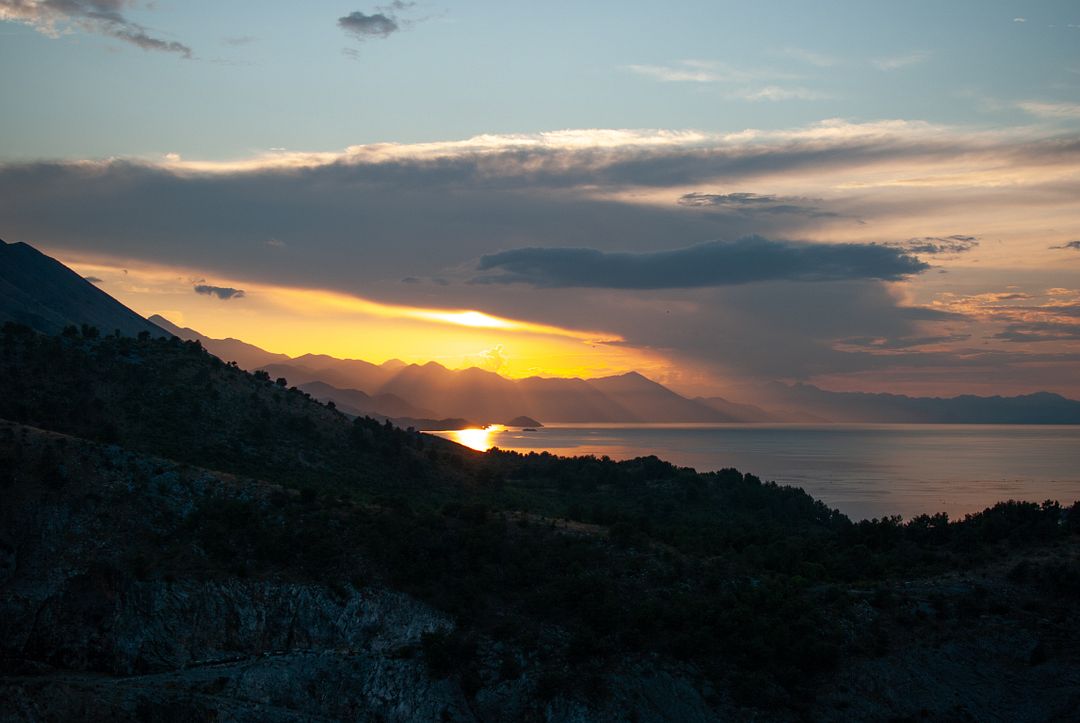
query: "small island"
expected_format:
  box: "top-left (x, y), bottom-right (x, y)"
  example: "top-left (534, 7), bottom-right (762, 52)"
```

top-left (503, 415), bottom-right (543, 428)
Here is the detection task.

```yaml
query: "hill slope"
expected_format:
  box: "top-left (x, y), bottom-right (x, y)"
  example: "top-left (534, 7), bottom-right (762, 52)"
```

top-left (149, 313), bottom-right (291, 370)
top-left (0, 239), bottom-right (164, 337)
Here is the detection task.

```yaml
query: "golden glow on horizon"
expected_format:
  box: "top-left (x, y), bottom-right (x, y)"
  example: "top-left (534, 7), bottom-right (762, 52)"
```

top-left (265, 285), bottom-right (620, 342)
top-left (60, 256), bottom-right (658, 382)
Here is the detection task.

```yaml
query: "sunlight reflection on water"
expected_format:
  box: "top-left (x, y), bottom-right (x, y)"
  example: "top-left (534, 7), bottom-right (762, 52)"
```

top-left (442, 424), bottom-right (506, 451)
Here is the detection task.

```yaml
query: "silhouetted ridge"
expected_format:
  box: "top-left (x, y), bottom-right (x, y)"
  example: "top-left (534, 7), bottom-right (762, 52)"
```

top-left (0, 239), bottom-right (165, 337)
top-left (148, 314), bottom-right (290, 369)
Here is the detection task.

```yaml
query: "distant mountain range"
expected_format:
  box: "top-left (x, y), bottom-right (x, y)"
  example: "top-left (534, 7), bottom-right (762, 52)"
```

top-left (759, 382), bottom-right (1080, 425)
top-left (154, 316), bottom-right (1080, 425)
top-left (151, 315), bottom-right (752, 424)
top-left (0, 238), bottom-right (164, 338)
top-left (5, 240), bottom-right (1080, 425)
top-left (295, 380), bottom-right (440, 421)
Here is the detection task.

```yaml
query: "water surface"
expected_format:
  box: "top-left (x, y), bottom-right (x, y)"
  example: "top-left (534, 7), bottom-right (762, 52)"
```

top-left (432, 423), bottom-right (1080, 521)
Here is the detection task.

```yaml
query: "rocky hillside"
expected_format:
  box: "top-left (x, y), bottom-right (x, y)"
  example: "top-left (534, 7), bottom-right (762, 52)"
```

top-left (0, 239), bottom-right (164, 338)
top-left (2, 322), bottom-right (1079, 720)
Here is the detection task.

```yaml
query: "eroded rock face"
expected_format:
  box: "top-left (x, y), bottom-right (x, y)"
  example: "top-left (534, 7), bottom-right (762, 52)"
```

top-left (4, 581), bottom-right (469, 721)
top-left (0, 423), bottom-right (476, 720)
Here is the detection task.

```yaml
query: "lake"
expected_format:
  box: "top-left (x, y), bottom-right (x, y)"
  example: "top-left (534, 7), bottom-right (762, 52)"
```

top-left (431, 423), bottom-right (1080, 521)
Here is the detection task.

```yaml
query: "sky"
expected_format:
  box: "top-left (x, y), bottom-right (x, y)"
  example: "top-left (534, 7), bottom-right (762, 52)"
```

top-left (2, 0), bottom-right (1079, 399)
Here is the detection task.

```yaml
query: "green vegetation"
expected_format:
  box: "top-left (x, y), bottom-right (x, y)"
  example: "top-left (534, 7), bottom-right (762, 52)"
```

top-left (2, 321), bottom-right (1078, 710)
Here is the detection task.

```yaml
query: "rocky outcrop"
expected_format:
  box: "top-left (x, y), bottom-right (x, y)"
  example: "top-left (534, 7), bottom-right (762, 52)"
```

top-left (3, 581), bottom-right (468, 721)
top-left (0, 421), bottom-right (473, 720)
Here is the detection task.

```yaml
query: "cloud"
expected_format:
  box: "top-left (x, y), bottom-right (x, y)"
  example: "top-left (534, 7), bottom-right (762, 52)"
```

top-left (1050, 240), bottom-right (1080, 250)
top-left (883, 235), bottom-right (979, 255)
top-left (627, 61), bottom-right (750, 83)
top-left (995, 322), bottom-right (1080, 342)
top-left (83, 275), bottom-right (103, 283)
top-left (735, 86), bottom-right (831, 102)
top-left (872, 50), bottom-right (931, 71)
top-left (0, 0), bottom-right (192, 57)
top-left (138, 119), bottom-right (1060, 178)
top-left (1017, 101), bottom-right (1080, 120)
top-left (1013, 17), bottom-right (1026, 23)
top-left (678, 192), bottom-right (838, 218)
top-left (466, 344), bottom-right (507, 373)
top-left (223, 35), bottom-right (255, 46)
top-left (474, 237), bottom-right (928, 289)
top-left (558, 280), bottom-right (974, 384)
top-left (627, 59), bottom-right (797, 84)
top-left (194, 284), bottom-right (245, 300)
top-left (339, 11), bottom-right (397, 39)
top-left (627, 62), bottom-right (829, 102)
top-left (837, 333), bottom-right (972, 350)
top-left (338, 2), bottom-right (416, 41)
top-left (1, 122), bottom-right (1073, 293)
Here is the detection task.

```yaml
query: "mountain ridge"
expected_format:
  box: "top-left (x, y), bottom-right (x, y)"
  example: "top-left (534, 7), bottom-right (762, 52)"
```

top-left (152, 315), bottom-right (744, 423)
top-left (761, 382), bottom-right (1080, 424)
top-left (1, 239), bottom-right (165, 338)
top-left (156, 313), bottom-right (1080, 425)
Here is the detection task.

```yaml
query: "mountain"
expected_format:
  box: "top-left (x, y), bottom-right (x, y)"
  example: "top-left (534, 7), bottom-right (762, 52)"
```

top-left (147, 313), bottom-right (750, 423)
top-left (695, 396), bottom-right (777, 422)
top-left (0, 238), bottom-right (164, 338)
top-left (504, 416), bottom-right (543, 428)
top-left (149, 314), bottom-right (743, 423)
top-left (298, 380), bottom-right (439, 420)
top-left (156, 316), bottom-right (1080, 425)
top-left (763, 382), bottom-right (1080, 424)
top-left (143, 309), bottom-right (1080, 426)
top-left (378, 362), bottom-right (528, 422)
top-left (587, 372), bottom-right (739, 422)
top-left (291, 353), bottom-right (391, 391)
top-left (148, 314), bottom-right (291, 370)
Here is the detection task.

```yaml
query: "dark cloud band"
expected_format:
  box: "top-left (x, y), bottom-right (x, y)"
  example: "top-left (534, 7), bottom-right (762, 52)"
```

top-left (678, 192), bottom-right (838, 218)
top-left (475, 236), bottom-right (929, 289)
top-left (884, 235), bottom-right (979, 256)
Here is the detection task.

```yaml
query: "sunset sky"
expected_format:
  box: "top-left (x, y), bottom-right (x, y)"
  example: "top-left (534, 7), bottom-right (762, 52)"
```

top-left (2, 1), bottom-right (1079, 399)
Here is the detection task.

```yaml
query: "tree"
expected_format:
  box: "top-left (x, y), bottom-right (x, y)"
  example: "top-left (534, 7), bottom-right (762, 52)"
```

top-left (275, 377), bottom-right (288, 388)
